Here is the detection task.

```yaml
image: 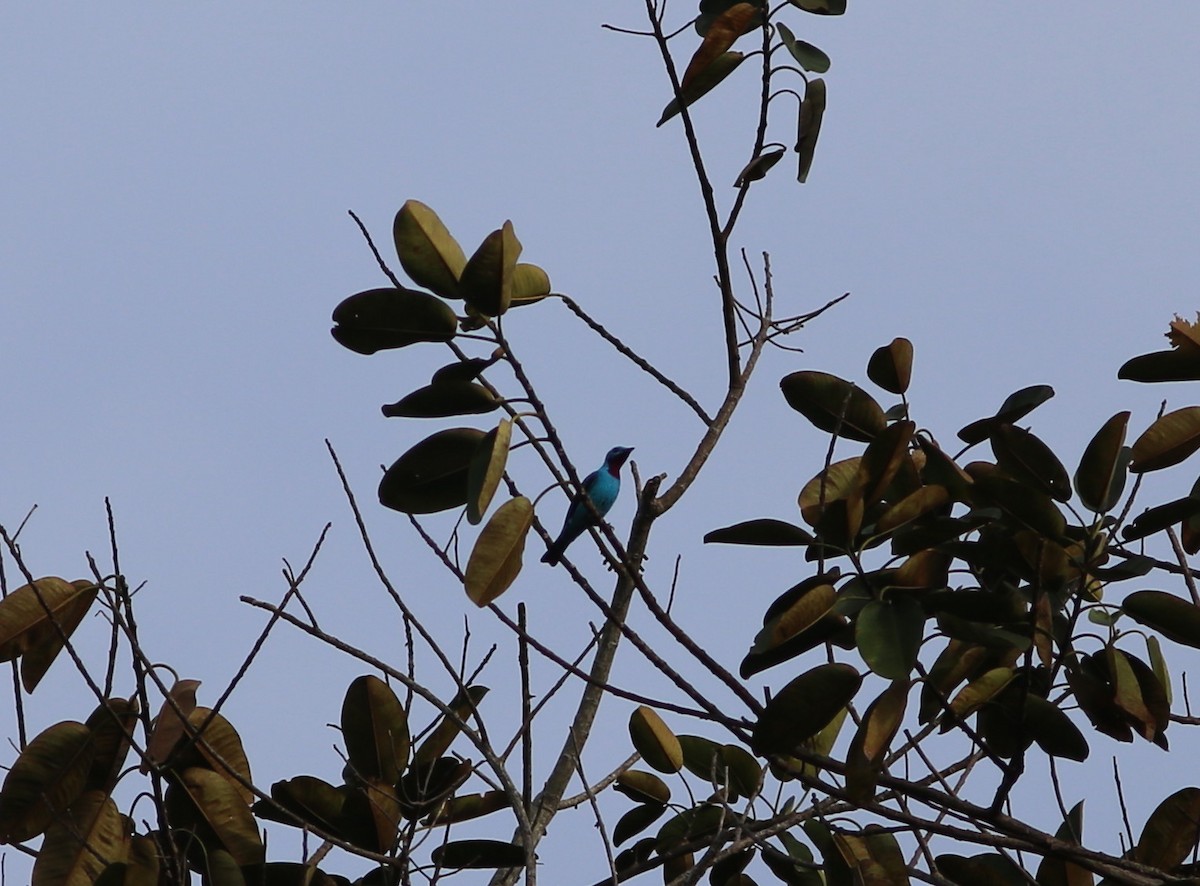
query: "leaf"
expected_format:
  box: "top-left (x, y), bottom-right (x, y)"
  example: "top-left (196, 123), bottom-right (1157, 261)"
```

top-left (782, 371), bottom-right (885, 442)
top-left (1023, 695), bottom-right (1089, 762)
top-left (432, 353), bottom-right (499, 384)
top-left (432, 839), bottom-right (526, 869)
top-left (1130, 406), bottom-right (1200, 472)
top-left (1123, 590), bottom-right (1200, 649)
top-left (331, 287), bottom-right (457, 355)
top-left (734, 147), bottom-right (787, 187)
top-left (1119, 349), bottom-right (1200, 383)
top-left (84, 697), bottom-right (138, 794)
top-left (857, 421), bottom-right (916, 507)
top-left (259, 776), bottom-right (346, 835)
top-left (752, 663), bottom-right (862, 756)
top-left (341, 675), bottom-right (410, 785)
top-left (939, 667), bottom-right (1015, 731)
top-left (776, 23), bottom-right (831, 73)
top-left (16, 579), bottom-right (97, 693)
top-left (1135, 787), bottom-right (1200, 870)
top-left (936, 853), bottom-right (1028, 885)
top-left (0, 577), bottom-right (97, 666)
top-left (796, 78), bottom-right (827, 183)
top-left (789, 0), bottom-right (847, 13)
top-left (381, 381), bottom-right (498, 419)
top-left (392, 200), bottom-right (467, 299)
top-left (459, 221), bottom-right (522, 317)
top-left (628, 706), bottom-right (683, 774)
top-left (378, 428), bottom-right (486, 514)
top-left (989, 424), bottom-right (1072, 502)
top-left (341, 777), bottom-right (403, 850)
top-left (31, 791), bottom-right (124, 886)
top-left (856, 597), bottom-right (925, 680)
top-left (612, 804), bottom-right (667, 847)
top-left (1035, 802), bottom-right (1092, 886)
top-left (1074, 411), bottom-right (1131, 512)
top-left (614, 770), bottom-right (671, 805)
top-left (845, 681), bottom-right (908, 802)
top-left (874, 485), bottom-right (950, 535)
top-left (179, 707), bottom-right (254, 804)
top-left (142, 678), bottom-right (201, 772)
top-left (657, 52), bottom-right (746, 127)
top-left (166, 767), bottom-right (264, 865)
top-left (414, 686), bottom-right (488, 767)
top-left (464, 496), bottom-right (533, 606)
top-left (704, 518), bottom-right (813, 545)
top-left (423, 791), bottom-right (511, 826)
top-left (1122, 496), bottom-right (1200, 542)
top-left (799, 457), bottom-right (864, 526)
top-left (0, 721), bottom-right (94, 843)
top-left (957, 384), bottom-right (1055, 445)
top-left (397, 757), bottom-right (471, 821)
top-left (866, 337), bottom-right (913, 395)
top-left (510, 263), bottom-right (552, 305)
top-left (681, 3), bottom-right (759, 90)
top-left (466, 420), bottom-right (512, 525)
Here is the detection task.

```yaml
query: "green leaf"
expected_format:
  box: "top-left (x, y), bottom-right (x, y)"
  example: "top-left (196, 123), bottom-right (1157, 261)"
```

top-left (704, 518), bottom-right (813, 545)
top-left (628, 706), bottom-right (683, 774)
top-left (1023, 695), bottom-right (1089, 761)
top-left (83, 697), bottom-right (138, 795)
top-left (856, 597), bottom-right (925, 680)
top-left (1135, 787), bottom-right (1200, 869)
top-left (1074, 411), bottom-right (1131, 512)
top-left (1123, 590), bottom-right (1200, 649)
top-left (431, 839), bottom-right (526, 870)
top-left (1130, 407), bottom-right (1200, 473)
top-left (413, 686), bottom-right (488, 768)
top-left (782, 371), bottom-right (885, 442)
top-left (776, 22), bottom-right (831, 73)
top-left (331, 287), bottom-right (457, 355)
top-left (957, 384), bottom-right (1055, 445)
top-left (734, 147), bottom-right (787, 186)
top-left (378, 428), bottom-right (486, 514)
top-left (1122, 496), bottom-right (1200, 542)
top-left (459, 221), bottom-right (522, 317)
top-left (466, 419), bottom-right (513, 525)
top-left (393, 200), bottom-right (467, 299)
top-left (752, 663), bottom-right (862, 756)
top-left (796, 77), bottom-right (827, 183)
top-left (0, 721), bottom-right (94, 843)
top-left (258, 776), bottom-right (346, 835)
top-left (510, 263), bottom-right (552, 305)
top-left (381, 382), bottom-right (498, 419)
top-left (657, 52), bottom-right (746, 127)
top-left (464, 496), bottom-right (533, 606)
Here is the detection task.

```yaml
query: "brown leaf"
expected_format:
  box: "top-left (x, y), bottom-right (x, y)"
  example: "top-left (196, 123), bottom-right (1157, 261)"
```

top-left (681, 3), bottom-right (759, 90)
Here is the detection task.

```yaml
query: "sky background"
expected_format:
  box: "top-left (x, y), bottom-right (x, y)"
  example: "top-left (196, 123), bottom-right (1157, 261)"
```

top-left (3, 3), bottom-right (1200, 882)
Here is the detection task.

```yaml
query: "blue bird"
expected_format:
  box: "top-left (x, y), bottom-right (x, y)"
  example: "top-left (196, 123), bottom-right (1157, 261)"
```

top-left (541, 446), bottom-right (634, 566)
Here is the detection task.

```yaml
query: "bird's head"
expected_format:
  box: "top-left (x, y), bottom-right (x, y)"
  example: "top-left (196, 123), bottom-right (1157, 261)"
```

top-left (604, 446), bottom-right (634, 473)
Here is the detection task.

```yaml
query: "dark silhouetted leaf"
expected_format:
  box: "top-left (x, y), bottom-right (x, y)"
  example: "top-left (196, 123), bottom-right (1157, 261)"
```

top-left (424, 791), bottom-right (511, 826)
top-left (957, 385), bottom-right (1055, 445)
top-left (612, 803), bottom-right (666, 847)
top-left (1123, 496), bottom-right (1200, 542)
top-left (342, 675), bottom-right (409, 785)
top-left (414, 687), bottom-right (488, 768)
top-left (465, 496), bottom-right (533, 606)
top-left (393, 200), bottom-right (467, 299)
top-left (166, 767), bottom-right (264, 865)
top-left (331, 287), bottom-right (457, 355)
top-left (1075, 411), bottom-right (1131, 513)
top-left (381, 382), bottom-right (498, 419)
top-left (258, 775), bottom-right (346, 835)
top-left (939, 667), bottom-right (1015, 732)
top-left (866, 337), bottom-right (913, 395)
top-left (752, 663), bottom-right (861, 756)
top-left (431, 839), bottom-right (526, 869)
top-left (734, 147), bottom-right (786, 186)
top-left (31, 791), bottom-right (124, 886)
top-left (788, 0), bottom-right (846, 15)
top-left (705, 518), bottom-right (813, 546)
top-left (936, 853), bottom-right (1028, 885)
top-left (379, 428), bottom-right (485, 514)
top-left (845, 681), bottom-right (908, 803)
top-left (1123, 590), bottom-right (1200, 649)
top-left (84, 697), bottom-right (138, 795)
top-left (1120, 349), bottom-right (1200, 383)
top-left (0, 721), bottom-right (94, 843)
top-left (796, 78), bottom-right (826, 183)
top-left (1135, 787), bottom-right (1200, 870)
top-left (990, 424), bottom-right (1072, 501)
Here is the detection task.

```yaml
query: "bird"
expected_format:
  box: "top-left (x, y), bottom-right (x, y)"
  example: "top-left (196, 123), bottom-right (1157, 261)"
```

top-left (541, 446), bottom-right (634, 566)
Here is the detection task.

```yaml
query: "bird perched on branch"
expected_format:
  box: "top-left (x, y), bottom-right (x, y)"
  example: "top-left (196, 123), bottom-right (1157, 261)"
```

top-left (541, 446), bottom-right (634, 566)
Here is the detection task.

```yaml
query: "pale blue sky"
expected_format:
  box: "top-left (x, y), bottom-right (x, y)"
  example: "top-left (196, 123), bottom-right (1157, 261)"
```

top-left (3, 4), bottom-right (1199, 881)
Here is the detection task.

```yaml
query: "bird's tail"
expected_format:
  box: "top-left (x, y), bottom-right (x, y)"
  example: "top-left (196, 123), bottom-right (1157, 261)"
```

top-left (540, 543), bottom-right (564, 566)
